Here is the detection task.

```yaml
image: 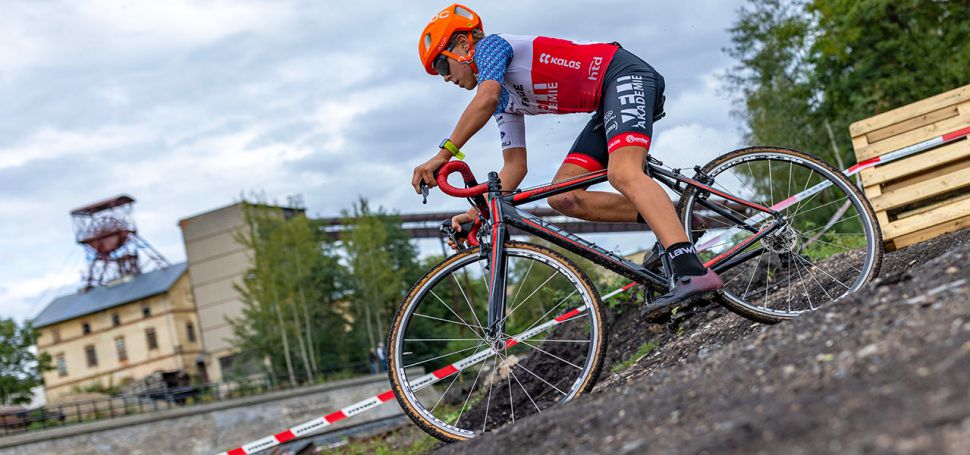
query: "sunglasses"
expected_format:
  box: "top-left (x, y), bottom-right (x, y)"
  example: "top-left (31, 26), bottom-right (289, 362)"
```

top-left (434, 53), bottom-right (452, 76)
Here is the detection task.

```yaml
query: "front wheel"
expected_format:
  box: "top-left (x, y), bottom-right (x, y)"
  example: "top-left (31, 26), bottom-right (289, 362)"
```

top-left (679, 146), bottom-right (883, 323)
top-left (387, 241), bottom-right (607, 443)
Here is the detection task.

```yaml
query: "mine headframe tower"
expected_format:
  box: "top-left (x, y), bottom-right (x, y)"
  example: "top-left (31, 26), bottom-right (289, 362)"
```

top-left (70, 195), bottom-right (170, 289)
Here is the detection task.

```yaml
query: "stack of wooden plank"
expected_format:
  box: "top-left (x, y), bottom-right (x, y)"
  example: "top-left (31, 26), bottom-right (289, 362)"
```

top-left (850, 84), bottom-right (970, 251)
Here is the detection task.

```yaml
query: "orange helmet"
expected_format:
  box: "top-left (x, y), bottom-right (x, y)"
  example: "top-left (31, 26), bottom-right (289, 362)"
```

top-left (418, 4), bottom-right (483, 75)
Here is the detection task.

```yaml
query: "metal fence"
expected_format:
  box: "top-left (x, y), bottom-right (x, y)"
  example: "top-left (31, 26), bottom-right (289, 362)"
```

top-left (1, 362), bottom-right (373, 437)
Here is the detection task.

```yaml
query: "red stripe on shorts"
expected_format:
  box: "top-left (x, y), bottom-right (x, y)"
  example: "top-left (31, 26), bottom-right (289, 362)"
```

top-left (563, 153), bottom-right (604, 172)
top-left (607, 132), bottom-right (651, 154)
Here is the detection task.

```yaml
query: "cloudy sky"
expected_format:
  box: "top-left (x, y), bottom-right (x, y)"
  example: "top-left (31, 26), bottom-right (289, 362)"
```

top-left (0, 0), bottom-right (748, 321)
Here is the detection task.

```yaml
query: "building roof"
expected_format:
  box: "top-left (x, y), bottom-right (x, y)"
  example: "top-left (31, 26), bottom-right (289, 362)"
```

top-left (32, 263), bottom-right (187, 328)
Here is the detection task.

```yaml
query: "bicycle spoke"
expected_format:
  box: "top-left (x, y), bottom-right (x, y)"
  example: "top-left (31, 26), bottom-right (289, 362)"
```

top-left (742, 249), bottom-right (766, 300)
top-left (404, 344), bottom-right (483, 369)
top-left (510, 258), bottom-right (535, 310)
top-left (482, 353), bottom-right (499, 432)
top-left (799, 214), bottom-right (862, 237)
top-left (500, 270), bottom-right (562, 327)
top-left (413, 312), bottom-right (482, 331)
top-left (452, 272), bottom-right (485, 331)
top-left (404, 337), bottom-right (483, 342)
top-left (454, 352), bottom-right (490, 428)
top-left (518, 289), bottom-right (579, 336)
top-left (501, 342), bottom-right (515, 424)
top-left (785, 196), bottom-right (850, 221)
top-left (792, 253), bottom-right (834, 301)
top-left (430, 289), bottom-right (485, 337)
top-left (516, 339), bottom-right (583, 370)
top-left (430, 341), bottom-right (486, 413)
top-left (511, 360), bottom-right (566, 396)
top-left (793, 253), bottom-right (851, 291)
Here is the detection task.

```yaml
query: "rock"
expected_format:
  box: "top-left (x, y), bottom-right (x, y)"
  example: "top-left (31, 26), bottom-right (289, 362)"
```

top-left (857, 344), bottom-right (879, 358)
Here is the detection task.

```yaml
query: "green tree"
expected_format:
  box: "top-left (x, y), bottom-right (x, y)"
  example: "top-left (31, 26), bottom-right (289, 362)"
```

top-left (727, 0), bottom-right (970, 160)
top-left (725, 0), bottom-right (970, 226)
top-left (341, 198), bottom-right (420, 350)
top-left (0, 318), bottom-right (51, 405)
top-left (230, 202), bottom-right (345, 385)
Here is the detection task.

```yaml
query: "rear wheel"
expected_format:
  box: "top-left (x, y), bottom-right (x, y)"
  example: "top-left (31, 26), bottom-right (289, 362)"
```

top-left (387, 241), bottom-right (607, 442)
top-left (679, 146), bottom-right (883, 323)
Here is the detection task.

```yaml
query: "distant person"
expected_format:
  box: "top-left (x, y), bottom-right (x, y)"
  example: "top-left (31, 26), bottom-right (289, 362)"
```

top-left (368, 348), bottom-right (379, 374)
top-left (376, 343), bottom-right (387, 372)
top-left (411, 4), bottom-right (723, 313)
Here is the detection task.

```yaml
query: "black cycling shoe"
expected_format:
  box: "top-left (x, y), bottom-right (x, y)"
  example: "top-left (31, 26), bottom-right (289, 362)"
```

top-left (642, 269), bottom-right (723, 322)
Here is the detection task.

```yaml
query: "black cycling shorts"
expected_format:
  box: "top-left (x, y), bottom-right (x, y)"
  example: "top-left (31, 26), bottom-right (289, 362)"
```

top-left (562, 48), bottom-right (666, 172)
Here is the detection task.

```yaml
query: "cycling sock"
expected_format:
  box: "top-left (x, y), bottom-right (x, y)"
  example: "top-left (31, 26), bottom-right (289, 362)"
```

top-left (667, 242), bottom-right (707, 277)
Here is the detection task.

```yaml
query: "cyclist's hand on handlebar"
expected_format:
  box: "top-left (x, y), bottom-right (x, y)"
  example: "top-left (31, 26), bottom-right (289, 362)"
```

top-left (446, 211), bottom-right (476, 251)
top-left (412, 156), bottom-right (449, 194)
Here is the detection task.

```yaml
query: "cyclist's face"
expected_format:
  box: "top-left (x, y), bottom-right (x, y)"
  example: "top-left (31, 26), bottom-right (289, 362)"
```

top-left (439, 37), bottom-right (477, 90)
top-left (442, 57), bottom-right (476, 90)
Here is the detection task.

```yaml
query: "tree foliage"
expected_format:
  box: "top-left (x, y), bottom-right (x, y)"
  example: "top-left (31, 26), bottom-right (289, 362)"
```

top-left (340, 198), bottom-right (421, 350)
top-left (726, 0), bottom-right (970, 163)
top-left (0, 318), bottom-right (50, 406)
top-left (229, 203), bottom-right (346, 385)
top-left (228, 197), bottom-right (420, 386)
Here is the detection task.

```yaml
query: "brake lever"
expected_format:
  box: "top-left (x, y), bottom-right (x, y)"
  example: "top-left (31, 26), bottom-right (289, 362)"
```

top-left (420, 183), bottom-right (430, 204)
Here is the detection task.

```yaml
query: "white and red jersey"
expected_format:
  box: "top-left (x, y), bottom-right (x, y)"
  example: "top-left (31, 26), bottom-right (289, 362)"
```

top-left (491, 34), bottom-right (618, 115)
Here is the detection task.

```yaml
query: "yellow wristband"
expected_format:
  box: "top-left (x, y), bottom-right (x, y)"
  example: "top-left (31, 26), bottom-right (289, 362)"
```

top-left (440, 139), bottom-right (465, 160)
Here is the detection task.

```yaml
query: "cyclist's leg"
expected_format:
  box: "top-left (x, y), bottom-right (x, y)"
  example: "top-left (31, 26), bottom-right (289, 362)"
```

top-left (549, 116), bottom-right (641, 222)
top-left (597, 68), bottom-right (689, 248)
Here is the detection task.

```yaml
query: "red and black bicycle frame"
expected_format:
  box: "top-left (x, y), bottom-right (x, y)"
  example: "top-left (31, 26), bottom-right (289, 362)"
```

top-left (439, 160), bottom-right (783, 338)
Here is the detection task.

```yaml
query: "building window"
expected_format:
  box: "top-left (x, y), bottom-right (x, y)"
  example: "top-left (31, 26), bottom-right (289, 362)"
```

top-left (82, 322), bottom-right (91, 335)
top-left (186, 323), bottom-right (197, 343)
top-left (56, 354), bottom-right (68, 377)
top-left (146, 328), bottom-right (158, 350)
top-left (52, 328), bottom-right (61, 343)
top-left (116, 337), bottom-right (127, 362)
top-left (112, 313), bottom-right (121, 326)
top-left (85, 345), bottom-right (98, 368)
top-left (142, 305), bottom-right (151, 318)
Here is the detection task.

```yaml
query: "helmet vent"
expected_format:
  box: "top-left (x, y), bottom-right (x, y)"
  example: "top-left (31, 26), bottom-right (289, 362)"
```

top-left (454, 6), bottom-right (473, 20)
top-left (424, 33), bottom-right (432, 51)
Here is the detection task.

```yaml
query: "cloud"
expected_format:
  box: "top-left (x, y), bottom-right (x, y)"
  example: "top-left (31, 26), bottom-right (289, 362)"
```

top-left (0, 0), bottom-right (748, 321)
top-left (0, 125), bottom-right (156, 169)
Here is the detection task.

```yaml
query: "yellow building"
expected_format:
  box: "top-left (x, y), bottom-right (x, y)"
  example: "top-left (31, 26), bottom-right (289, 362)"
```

top-left (33, 264), bottom-right (203, 401)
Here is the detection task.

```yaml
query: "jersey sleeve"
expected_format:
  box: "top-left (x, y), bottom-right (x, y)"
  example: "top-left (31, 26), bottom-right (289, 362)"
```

top-left (495, 113), bottom-right (526, 151)
top-left (474, 34), bottom-right (513, 84)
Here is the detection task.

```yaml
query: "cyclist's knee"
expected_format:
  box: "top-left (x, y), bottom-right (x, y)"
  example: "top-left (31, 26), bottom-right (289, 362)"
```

top-left (549, 192), bottom-right (583, 217)
top-left (607, 166), bottom-right (643, 192)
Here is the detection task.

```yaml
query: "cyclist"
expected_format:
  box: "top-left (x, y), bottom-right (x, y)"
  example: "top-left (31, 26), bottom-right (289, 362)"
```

top-left (410, 3), bottom-right (722, 313)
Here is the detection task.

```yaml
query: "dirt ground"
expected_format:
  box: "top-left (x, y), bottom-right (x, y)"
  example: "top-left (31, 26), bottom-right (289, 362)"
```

top-left (431, 229), bottom-right (970, 454)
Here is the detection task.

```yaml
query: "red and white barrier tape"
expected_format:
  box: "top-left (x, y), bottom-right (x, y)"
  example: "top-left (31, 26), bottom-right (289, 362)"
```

top-left (216, 290), bottom-right (633, 455)
top-left (696, 125), bottom-right (970, 253)
top-left (220, 126), bottom-right (970, 454)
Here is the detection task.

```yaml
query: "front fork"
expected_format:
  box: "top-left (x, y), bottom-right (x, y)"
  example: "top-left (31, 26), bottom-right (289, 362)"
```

top-left (483, 172), bottom-right (508, 340)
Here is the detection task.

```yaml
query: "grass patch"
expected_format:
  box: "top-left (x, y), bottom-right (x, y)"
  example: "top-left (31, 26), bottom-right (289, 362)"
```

top-left (330, 428), bottom-right (439, 455)
top-left (611, 341), bottom-right (658, 373)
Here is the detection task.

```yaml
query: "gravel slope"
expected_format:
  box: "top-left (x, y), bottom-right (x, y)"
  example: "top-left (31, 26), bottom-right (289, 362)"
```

top-left (435, 229), bottom-right (970, 454)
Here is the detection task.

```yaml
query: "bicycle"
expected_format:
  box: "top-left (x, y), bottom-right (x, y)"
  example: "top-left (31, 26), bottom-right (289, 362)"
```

top-left (388, 146), bottom-right (883, 442)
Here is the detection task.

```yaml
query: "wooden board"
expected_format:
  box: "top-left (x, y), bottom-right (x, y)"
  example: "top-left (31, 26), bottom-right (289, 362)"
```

top-left (895, 191), bottom-right (970, 220)
top-left (865, 105), bottom-right (961, 143)
top-left (855, 109), bottom-right (970, 161)
top-left (859, 140), bottom-right (970, 186)
top-left (869, 159), bottom-right (970, 212)
top-left (849, 85), bottom-right (970, 136)
top-left (881, 195), bottom-right (970, 239)
top-left (891, 212), bottom-right (970, 250)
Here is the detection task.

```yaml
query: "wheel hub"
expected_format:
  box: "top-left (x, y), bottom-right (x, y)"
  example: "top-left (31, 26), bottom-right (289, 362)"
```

top-left (763, 223), bottom-right (799, 254)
